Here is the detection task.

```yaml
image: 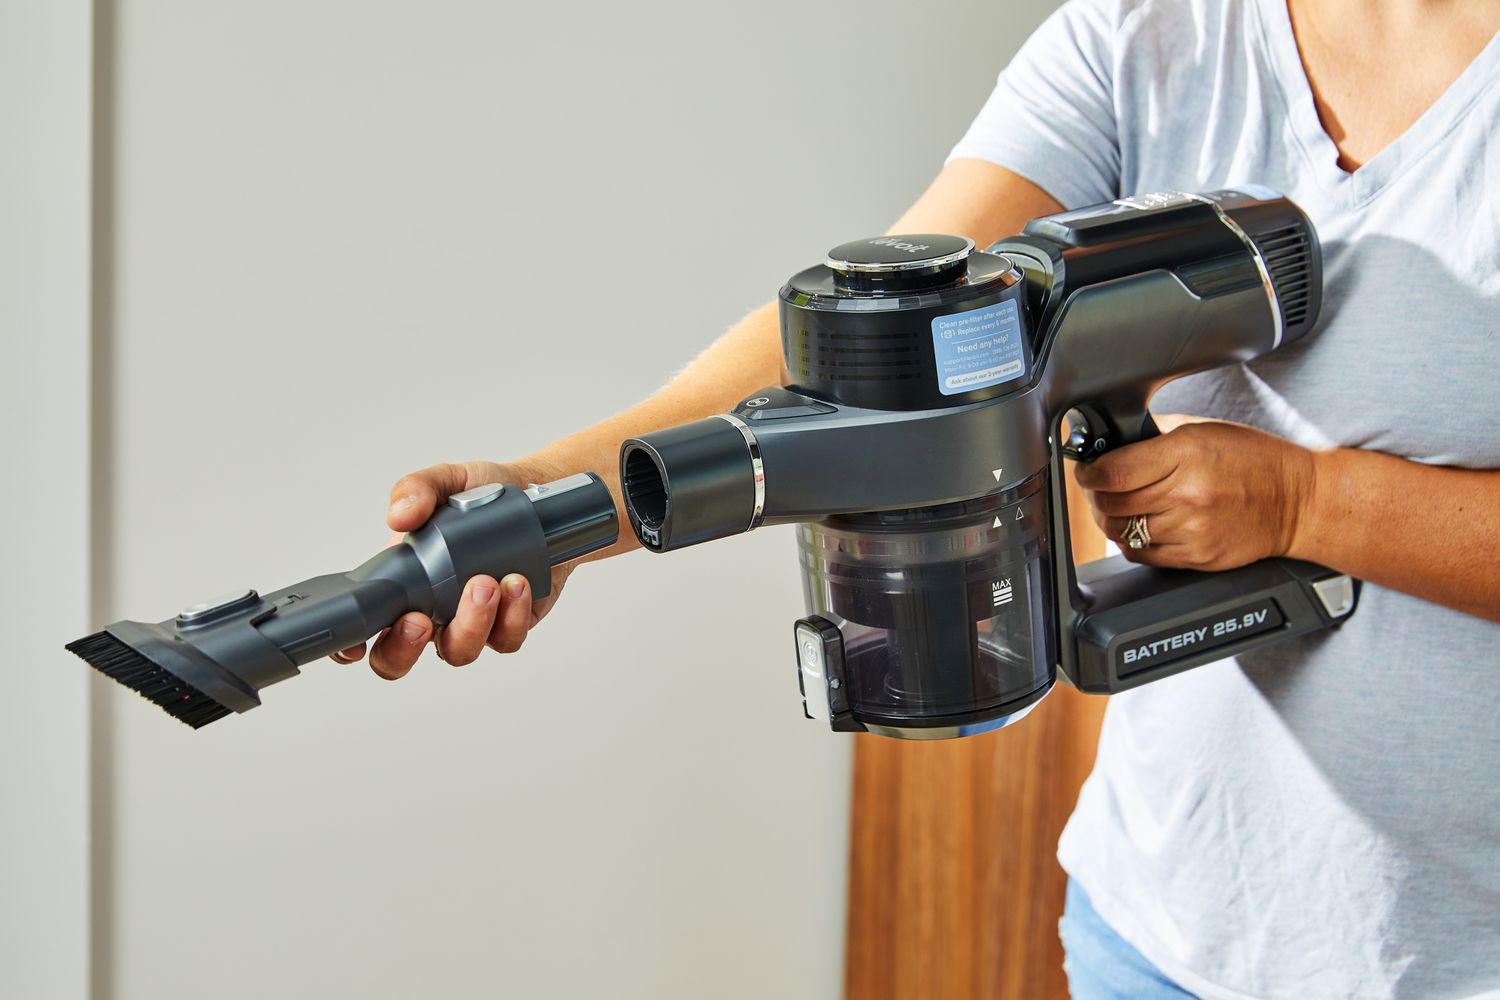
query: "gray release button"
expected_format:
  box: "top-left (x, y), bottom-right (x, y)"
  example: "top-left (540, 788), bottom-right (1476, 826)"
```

top-left (448, 482), bottom-right (504, 511)
top-left (1311, 575), bottom-right (1356, 618)
top-left (523, 472), bottom-right (596, 501)
top-left (179, 588), bottom-right (258, 623)
top-left (747, 402), bottom-right (838, 421)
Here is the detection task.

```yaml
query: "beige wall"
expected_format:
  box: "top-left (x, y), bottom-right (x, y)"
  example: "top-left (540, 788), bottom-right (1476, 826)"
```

top-left (89, 2), bottom-right (1054, 997)
top-left (0, 3), bottom-right (92, 999)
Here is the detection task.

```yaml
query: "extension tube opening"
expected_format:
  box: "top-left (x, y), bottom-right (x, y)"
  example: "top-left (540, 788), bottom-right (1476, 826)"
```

top-left (622, 445), bottom-right (668, 532)
top-left (619, 417), bottom-right (760, 552)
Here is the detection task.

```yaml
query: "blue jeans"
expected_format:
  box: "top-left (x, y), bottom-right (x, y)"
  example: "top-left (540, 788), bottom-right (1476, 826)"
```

top-left (1060, 880), bottom-right (1199, 1000)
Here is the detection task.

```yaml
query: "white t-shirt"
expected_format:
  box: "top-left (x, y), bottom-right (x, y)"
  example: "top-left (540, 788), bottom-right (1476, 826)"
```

top-left (949, 2), bottom-right (1500, 998)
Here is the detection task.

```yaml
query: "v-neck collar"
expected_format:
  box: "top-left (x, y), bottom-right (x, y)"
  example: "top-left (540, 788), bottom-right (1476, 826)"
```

top-left (1250, 0), bottom-right (1500, 207)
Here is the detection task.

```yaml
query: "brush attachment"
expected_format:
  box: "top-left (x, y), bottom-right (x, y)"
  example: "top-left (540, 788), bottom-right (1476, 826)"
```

top-left (63, 472), bottom-right (618, 729)
top-left (66, 631), bottom-right (233, 729)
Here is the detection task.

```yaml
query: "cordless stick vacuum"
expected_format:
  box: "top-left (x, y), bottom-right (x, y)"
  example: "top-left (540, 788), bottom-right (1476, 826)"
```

top-left (619, 188), bottom-right (1359, 738)
top-left (69, 188), bottom-right (1358, 738)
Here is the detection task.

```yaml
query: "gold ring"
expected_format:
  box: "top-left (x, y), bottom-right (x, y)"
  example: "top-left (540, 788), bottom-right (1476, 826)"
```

top-left (1124, 514), bottom-right (1151, 551)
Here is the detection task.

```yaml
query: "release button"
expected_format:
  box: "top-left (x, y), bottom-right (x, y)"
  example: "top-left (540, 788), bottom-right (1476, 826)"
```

top-left (178, 588), bottom-right (258, 624)
top-left (448, 483), bottom-right (505, 511)
top-left (747, 402), bottom-right (837, 421)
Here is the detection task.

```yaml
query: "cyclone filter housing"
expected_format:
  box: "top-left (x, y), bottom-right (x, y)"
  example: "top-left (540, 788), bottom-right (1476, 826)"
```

top-left (781, 235), bottom-right (1056, 737)
top-left (781, 233), bottom-right (1032, 411)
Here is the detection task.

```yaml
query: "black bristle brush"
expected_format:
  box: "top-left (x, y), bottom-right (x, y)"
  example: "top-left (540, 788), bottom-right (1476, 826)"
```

top-left (66, 631), bottom-right (232, 728)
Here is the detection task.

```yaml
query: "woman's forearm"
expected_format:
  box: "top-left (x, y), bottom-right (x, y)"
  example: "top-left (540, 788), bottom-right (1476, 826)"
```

top-left (1292, 448), bottom-right (1500, 622)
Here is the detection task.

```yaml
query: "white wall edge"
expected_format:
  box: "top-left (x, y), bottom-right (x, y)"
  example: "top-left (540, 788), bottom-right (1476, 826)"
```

top-left (0, 2), bottom-right (95, 998)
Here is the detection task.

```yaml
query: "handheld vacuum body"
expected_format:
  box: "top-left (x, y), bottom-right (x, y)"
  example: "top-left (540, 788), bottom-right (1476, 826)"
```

top-left (620, 189), bottom-right (1359, 739)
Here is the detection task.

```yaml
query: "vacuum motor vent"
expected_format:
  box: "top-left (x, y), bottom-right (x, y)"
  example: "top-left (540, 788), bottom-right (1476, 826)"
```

top-left (795, 332), bottom-right (924, 384)
top-left (1218, 190), bottom-right (1324, 345)
top-left (1252, 222), bottom-right (1315, 331)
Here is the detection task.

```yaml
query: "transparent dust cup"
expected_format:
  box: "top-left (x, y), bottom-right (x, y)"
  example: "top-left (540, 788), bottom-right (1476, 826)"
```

top-left (796, 473), bottom-right (1056, 739)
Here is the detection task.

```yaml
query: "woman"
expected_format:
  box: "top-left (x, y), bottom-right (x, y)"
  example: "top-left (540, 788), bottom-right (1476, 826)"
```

top-left (336, 1), bottom-right (1500, 995)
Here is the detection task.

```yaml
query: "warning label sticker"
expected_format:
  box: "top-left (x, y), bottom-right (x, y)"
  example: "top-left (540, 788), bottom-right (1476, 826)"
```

top-left (930, 299), bottom-right (1027, 396)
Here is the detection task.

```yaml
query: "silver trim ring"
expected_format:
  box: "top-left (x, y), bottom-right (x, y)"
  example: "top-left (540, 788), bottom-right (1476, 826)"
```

top-left (712, 413), bottom-right (765, 530)
top-left (1183, 193), bottom-right (1285, 349)
top-left (862, 696), bottom-right (1046, 740)
top-left (826, 236), bottom-right (975, 274)
top-left (977, 253), bottom-right (1025, 288)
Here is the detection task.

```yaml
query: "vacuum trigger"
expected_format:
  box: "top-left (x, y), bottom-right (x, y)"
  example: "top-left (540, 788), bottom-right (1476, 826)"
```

top-left (1061, 407), bottom-right (1110, 462)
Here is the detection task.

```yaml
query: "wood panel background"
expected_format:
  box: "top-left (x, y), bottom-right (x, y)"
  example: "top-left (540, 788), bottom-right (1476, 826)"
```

top-left (844, 472), bottom-right (1110, 1000)
top-left (843, 687), bottom-right (1106, 1000)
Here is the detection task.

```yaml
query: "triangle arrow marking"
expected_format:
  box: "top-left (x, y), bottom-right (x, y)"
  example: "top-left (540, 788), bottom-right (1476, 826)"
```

top-left (992, 469), bottom-right (1003, 481)
top-left (993, 516), bottom-right (1003, 529)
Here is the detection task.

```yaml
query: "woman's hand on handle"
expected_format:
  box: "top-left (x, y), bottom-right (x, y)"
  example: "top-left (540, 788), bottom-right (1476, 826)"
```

top-left (1075, 418), bottom-right (1317, 571)
top-left (330, 460), bottom-right (571, 680)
